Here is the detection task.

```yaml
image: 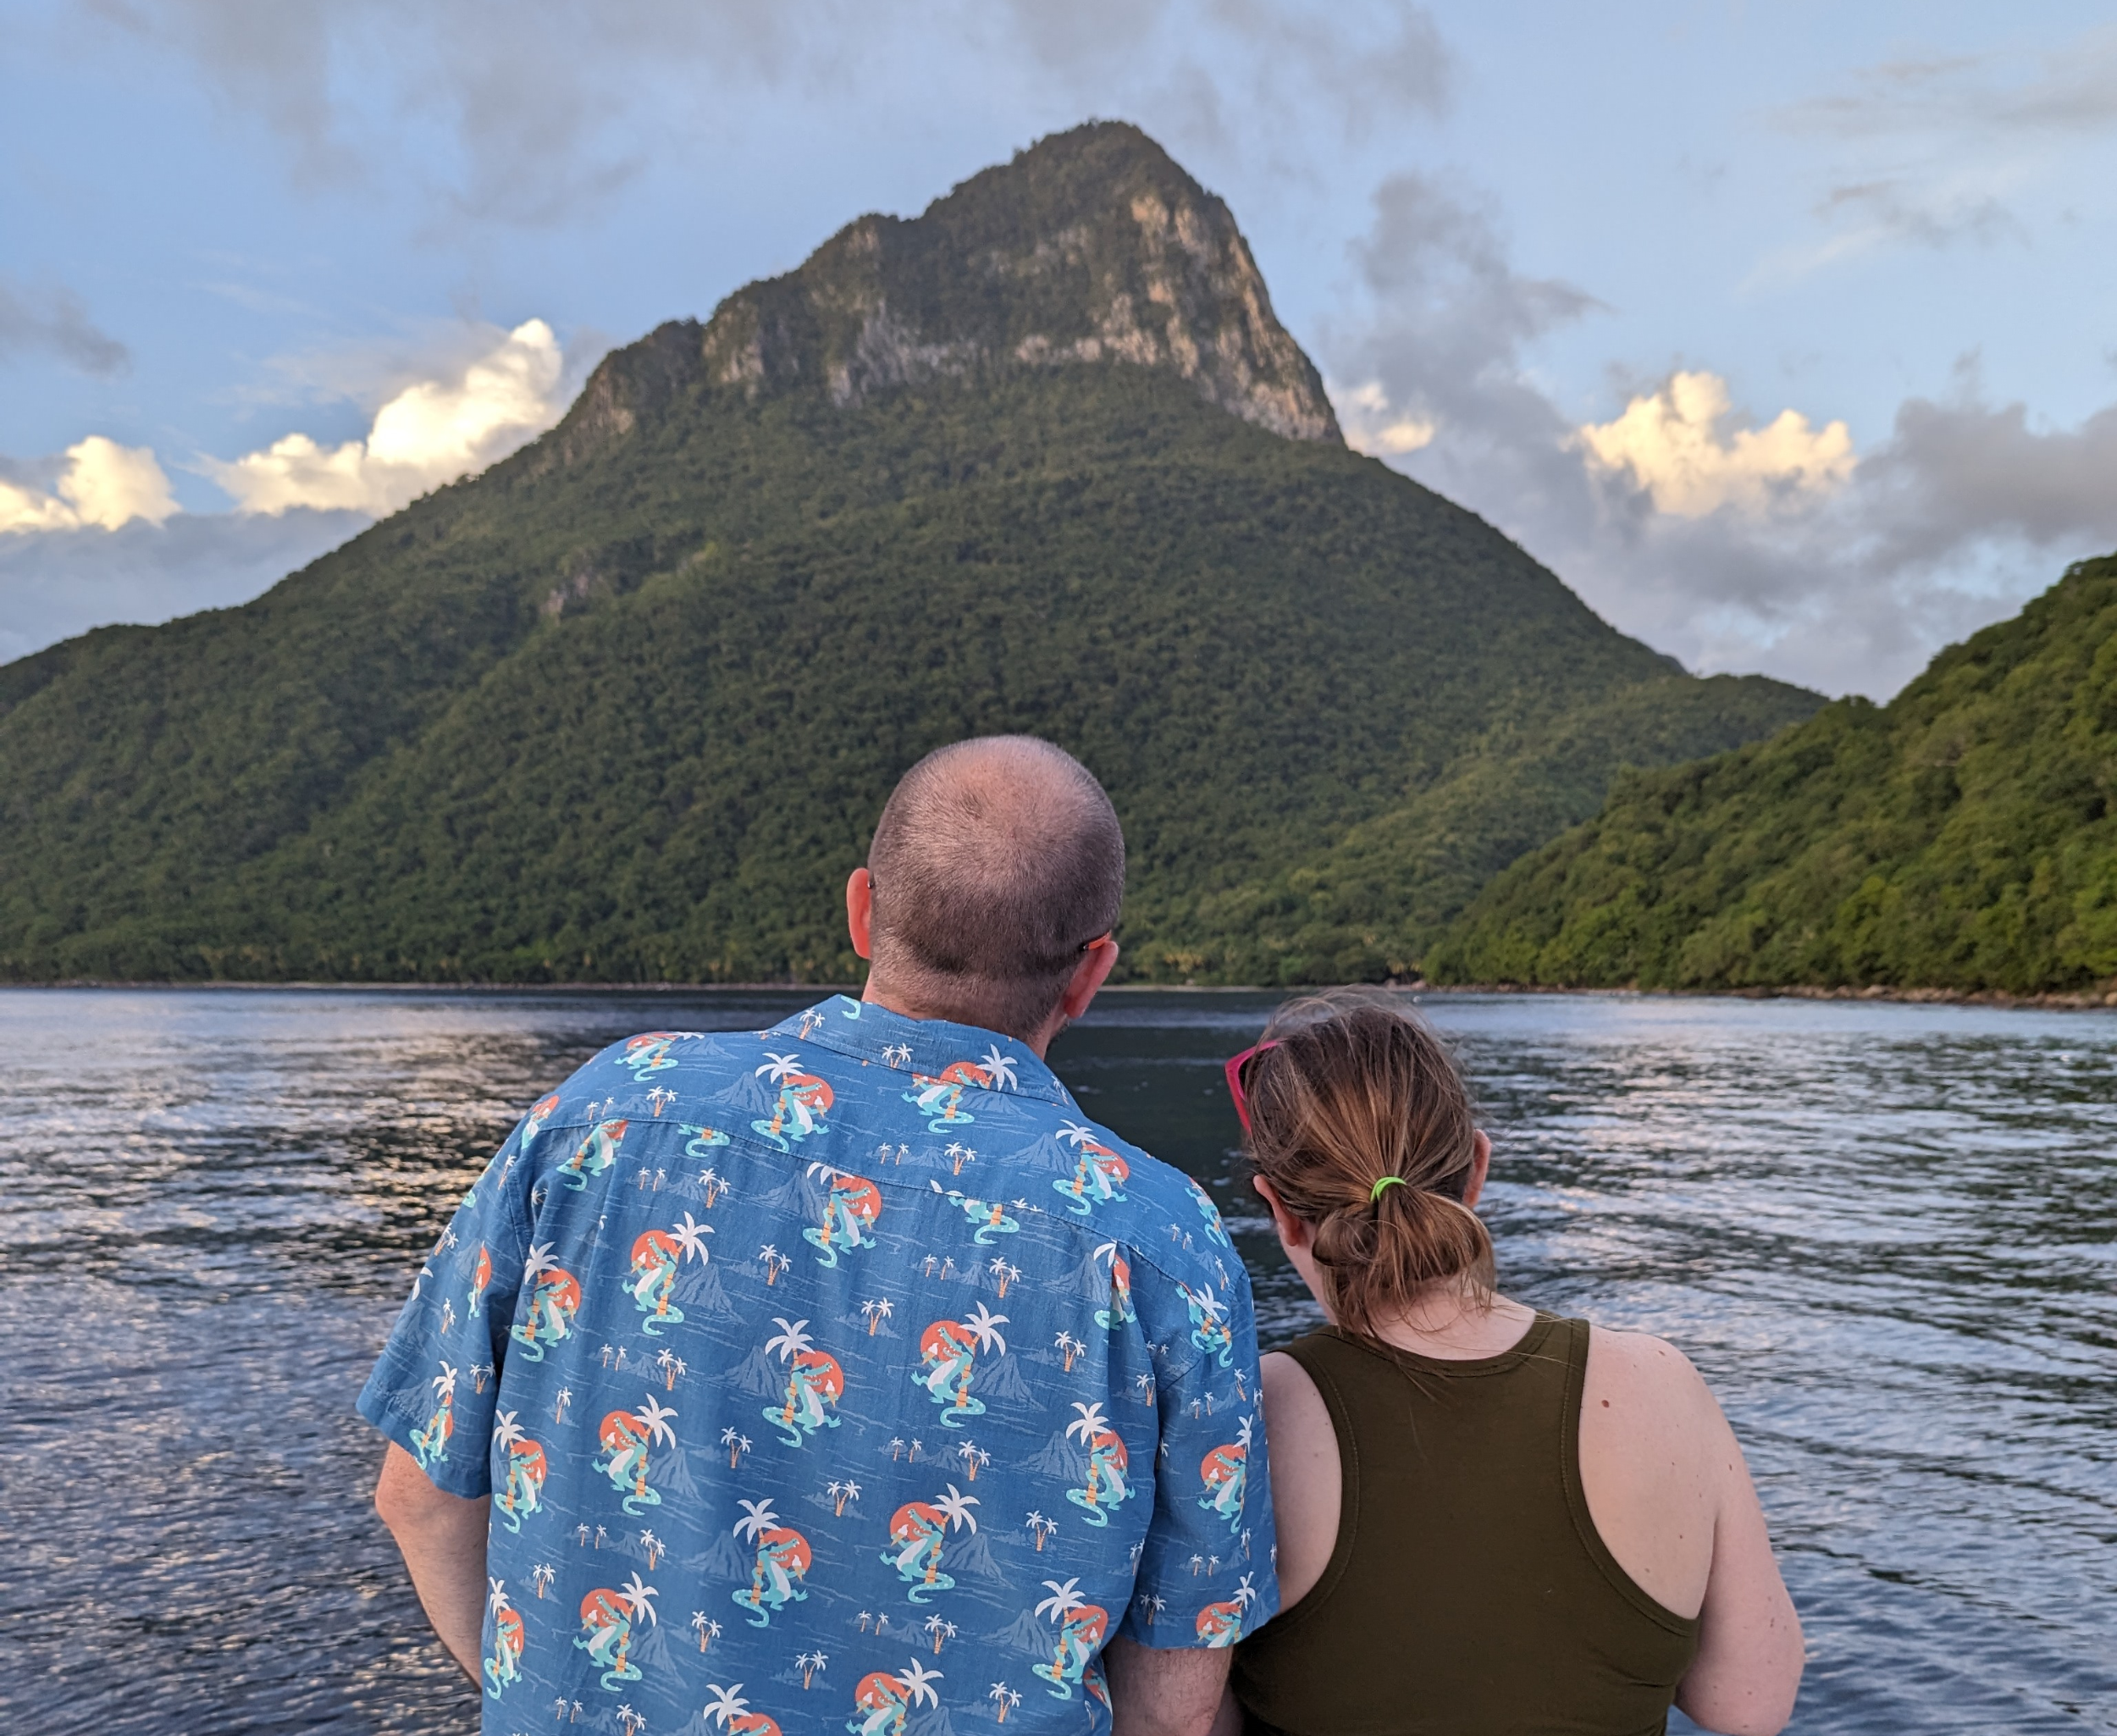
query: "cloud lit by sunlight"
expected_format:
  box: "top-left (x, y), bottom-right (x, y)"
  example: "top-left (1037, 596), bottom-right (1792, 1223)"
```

top-left (207, 319), bottom-right (567, 515)
top-left (0, 436), bottom-right (180, 534)
top-left (1576, 372), bottom-right (1855, 517)
top-left (1333, 379), bottom-right (1437, 456)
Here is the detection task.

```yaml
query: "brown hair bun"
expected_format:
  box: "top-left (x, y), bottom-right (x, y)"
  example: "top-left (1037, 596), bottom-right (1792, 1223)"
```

top-left (1241, 990), bottom-right (1494, 1346)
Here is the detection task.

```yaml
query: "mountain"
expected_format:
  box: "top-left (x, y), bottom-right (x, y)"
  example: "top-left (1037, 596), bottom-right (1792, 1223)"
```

top-left (0, 122), bottom-right (1821, 987)
top-left (1430, 556), bottom-right (2117, 995)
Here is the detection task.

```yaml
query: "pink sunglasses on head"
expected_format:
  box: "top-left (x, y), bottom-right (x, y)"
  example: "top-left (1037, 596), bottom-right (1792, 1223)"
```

top-left (1222, 1038), bottom-right (1281, 1135)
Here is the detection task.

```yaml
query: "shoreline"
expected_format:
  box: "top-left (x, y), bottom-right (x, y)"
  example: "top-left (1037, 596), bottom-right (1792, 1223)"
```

top-left (6, 976), bottom-right (2113, 1012)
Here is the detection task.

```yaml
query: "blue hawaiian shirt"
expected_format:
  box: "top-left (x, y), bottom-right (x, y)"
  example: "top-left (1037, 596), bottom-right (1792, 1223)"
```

top-left (360, 995), bottom-right (1277, 1736)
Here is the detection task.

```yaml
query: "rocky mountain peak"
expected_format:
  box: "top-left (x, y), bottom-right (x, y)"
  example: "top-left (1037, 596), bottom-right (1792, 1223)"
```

top-left (556, 122), bottom-right (1340, 456)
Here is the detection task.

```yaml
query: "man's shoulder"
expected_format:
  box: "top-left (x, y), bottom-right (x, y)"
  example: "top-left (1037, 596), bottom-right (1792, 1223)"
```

top-left (546, 1026), bottom-right (769, 1104)
top-left (1053, 1114), bottom-right (1241, 1289)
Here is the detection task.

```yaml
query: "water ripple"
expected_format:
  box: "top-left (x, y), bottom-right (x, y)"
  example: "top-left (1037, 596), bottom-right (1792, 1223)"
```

top-left (0, 987), bottom-right (2109, 1734)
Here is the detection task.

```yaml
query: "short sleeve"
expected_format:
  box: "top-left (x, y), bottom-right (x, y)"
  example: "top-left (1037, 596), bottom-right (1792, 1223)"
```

top-left (356, 1117), bottom-right (536, 1498)
top-left (1121, 1256), bottom-right (1280, 1648)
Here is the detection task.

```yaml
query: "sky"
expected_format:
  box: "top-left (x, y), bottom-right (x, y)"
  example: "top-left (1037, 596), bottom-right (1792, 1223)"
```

top-left (6, 2), bottom-right (2117, 696)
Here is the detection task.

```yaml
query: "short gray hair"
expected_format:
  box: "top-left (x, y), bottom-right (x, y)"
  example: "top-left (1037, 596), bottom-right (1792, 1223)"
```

top-left (867, 737), bottom-right (1125, 1039)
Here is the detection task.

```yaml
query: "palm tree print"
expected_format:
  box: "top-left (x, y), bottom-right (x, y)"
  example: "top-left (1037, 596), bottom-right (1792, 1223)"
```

top-left (752, 1052), bottom-right (834, 1153)
top-left (1198, 1414), bottom-right (1253, 1531)
top-left (1063, 1402), bottom-right (1130, 1527)
top-left (1180, 1280), bottom-right (1236, 1368)
top-left (731, 1497), bottom-right (812, 1628)
top-left (1195, 1573), bottom-right (1257, 1647)
top-left (492, 1410), bottom-right (550, 1533)
top-left (511, 1245), bottom-right (582, 1362)
top-left (626, 1228), bottom-right (689, 1334)
top-left (802, 1163), bottom-right (882, 1267)
top-left (484, 1577), bottom-right (526, 1700)
top-left (913, 1302), bottom-right (1008, 1425)
top-left (559, 1119), bottom-right (628, 1191)
top-left (1030, 1578), bottom-right (1108, 1700)
top-left (365, 996), bottom-right (1276, 1728)
top-left (622, 1031), bottom-right (683, 1080)
top-left (574, 1573), bottom-right (657, 1691)
top-left (411, 1362), bottom-right (457, 1469)
top-left (762, 1316), bottom-right (845, 1449)
top-left (1188, 1179), bottom-right (1235, 1248)
top-left (1053, 1124), bottom-right (1129, 1216)
top-left (904, 1057), bottom-right (994, 1131)
top-left (596, 1393), bottom-right (678, 1515)
top-left (703, 1683), bottom-right (782, 1736)
top-left (848, 1657), bottom-right (942, 1736)
top-left (881, 1483), bottom-right (979, 1603)
top-left (517, 1092), bottom-right (561, 1161)
top-left (1092, 1241), bottom-right (1136, 1330)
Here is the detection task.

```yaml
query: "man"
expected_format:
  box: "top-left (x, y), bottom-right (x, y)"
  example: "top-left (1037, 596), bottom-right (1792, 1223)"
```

top-left (362, 736), bottom-right (1277, 1736)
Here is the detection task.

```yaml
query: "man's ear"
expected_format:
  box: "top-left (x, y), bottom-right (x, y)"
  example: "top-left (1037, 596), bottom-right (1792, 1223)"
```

top-left (1056, 933), bottom-right (1119, 1024)
top-left (846, 866), bottom-right (874, 961)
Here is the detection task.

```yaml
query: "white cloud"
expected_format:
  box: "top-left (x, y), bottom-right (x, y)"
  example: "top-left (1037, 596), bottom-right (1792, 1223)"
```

top-left (1575, 372), bottom-right (1855, 519)
top-left (1333, 379), bottom-right (1434, 454)
top-left (1325, 173), bottom-right (2117, 699)
top-left (0, 436), bottom-right (179, 534)
top-left (207, 318), bottom-right (567, 515)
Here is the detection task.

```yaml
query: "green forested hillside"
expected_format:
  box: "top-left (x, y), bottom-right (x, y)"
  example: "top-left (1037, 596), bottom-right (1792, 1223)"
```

top-left (1432, 556), bottom-right (2117, 994)
top-left (0, 124), bottom-right (1819, 986)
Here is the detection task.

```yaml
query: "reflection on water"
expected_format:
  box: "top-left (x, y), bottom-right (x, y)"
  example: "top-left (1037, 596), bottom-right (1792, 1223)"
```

top-left (0, 988), bottom-right (2109, 1733)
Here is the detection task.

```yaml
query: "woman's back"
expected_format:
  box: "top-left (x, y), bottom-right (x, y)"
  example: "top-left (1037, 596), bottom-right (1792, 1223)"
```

top-left (1218, 992), bottom-right (1801, 1736)
top-left (1231, 1316), bottom-right (1700, 1736)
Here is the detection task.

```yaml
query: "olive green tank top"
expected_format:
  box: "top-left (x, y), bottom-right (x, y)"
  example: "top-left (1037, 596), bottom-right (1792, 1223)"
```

top-left (1230, 1316), bottom-right (1700, 1736)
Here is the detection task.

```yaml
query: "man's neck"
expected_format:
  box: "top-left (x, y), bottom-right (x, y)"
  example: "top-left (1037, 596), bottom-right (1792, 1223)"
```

top-left (859, 976), bottom-right (1054, 1057)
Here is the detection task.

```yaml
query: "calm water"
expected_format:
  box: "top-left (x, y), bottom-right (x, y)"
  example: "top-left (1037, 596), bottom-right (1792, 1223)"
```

top-left (1, 988), bottom-right (2110, 1733)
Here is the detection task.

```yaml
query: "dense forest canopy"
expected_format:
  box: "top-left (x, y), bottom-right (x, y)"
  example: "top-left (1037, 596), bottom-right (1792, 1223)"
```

top-left (1432, 555), bottom-right (2117, 996)
top-left (0, 124), bottom-right (1819, 986)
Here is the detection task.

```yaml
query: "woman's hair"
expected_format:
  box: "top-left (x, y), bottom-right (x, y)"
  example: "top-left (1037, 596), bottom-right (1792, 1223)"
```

top-left (1241, 989), bottom-right (1494, 1345)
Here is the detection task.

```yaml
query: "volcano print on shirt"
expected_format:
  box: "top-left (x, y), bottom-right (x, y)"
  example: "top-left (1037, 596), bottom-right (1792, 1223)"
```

top-left (359, 997), bottom-right (1275, 1732)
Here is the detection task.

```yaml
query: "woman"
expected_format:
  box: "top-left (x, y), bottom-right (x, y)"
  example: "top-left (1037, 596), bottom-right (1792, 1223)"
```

top-left (1218, 992), bottom-right (1802, 1736)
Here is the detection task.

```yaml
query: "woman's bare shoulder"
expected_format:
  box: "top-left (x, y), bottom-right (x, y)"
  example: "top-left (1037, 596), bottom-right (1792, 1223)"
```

top-left (1585, 1324), bottom-right (1722, 1422)
top-left (1258, 1349), bottom-right (1340, 1612)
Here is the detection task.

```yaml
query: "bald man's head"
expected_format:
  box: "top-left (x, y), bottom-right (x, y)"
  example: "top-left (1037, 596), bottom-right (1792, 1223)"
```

top-left (865, 738), bottom-right (1125, 1040)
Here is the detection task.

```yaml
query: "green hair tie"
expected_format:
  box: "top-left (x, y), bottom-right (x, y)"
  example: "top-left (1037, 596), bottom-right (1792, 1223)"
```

top-left (1369, 1175), bottom-right (1407, 1203)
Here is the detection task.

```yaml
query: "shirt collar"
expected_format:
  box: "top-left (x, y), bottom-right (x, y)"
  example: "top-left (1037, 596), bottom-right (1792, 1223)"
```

top-left (769, 995), bottom-right (1072, 1108)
